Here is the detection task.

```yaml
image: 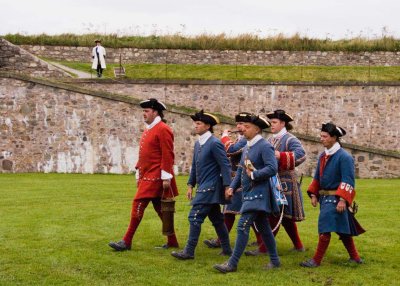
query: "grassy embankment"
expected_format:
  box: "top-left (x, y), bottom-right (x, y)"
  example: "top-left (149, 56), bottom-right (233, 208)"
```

top-left (5, 33), bottom-right (400, 81)
top-left (58, 61), bottom-right (400, 82)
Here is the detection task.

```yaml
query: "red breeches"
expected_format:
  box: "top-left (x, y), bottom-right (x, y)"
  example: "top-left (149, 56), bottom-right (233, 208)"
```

top-left (312, 233), bottom-right (331, 265)
top-left (340, 234), bottom-right (361, 261)
top-left (224, 213), bottom-right (236, 232)
top-left (312, 233), bottom-right (361, 264)
top-left (123, 198), bottom-right (178, 247)
top-left (267, 216), bottom-right (304, 250)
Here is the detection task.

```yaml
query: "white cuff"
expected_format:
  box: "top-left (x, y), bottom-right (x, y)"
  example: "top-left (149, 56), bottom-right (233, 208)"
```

top-left (135, 170), bottom-right (139, 180)
top-left (250, 171), bottom-right (254, 180)
top-left (161, 170), bottom-right (173, 180)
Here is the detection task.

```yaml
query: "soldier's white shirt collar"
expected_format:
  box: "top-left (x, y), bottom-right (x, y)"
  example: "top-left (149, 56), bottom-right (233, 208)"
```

top-left (325, 142), bottom-right (341, 156)
top-left (272, 127), bottom-right (287, 138)
top-left (145, 116), bottom-right (161, 129)
top-left (247, 134), bottom-right (263, 147)
top-left (198, 131), bottom-right (212, 146)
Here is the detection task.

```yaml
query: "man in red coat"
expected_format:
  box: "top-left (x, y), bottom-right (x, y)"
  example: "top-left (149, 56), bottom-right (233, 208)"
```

top-left (109, 98), bottom-right (179, 251)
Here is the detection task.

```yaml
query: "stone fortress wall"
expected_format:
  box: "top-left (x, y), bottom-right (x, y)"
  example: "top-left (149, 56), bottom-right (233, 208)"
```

top-left (79, 80), bottom-right (399, 152)
top-left (1, 76), bottom-right (398, 178)
top-left (0, 40), bottom-right (399, 178)
top-left (21, 45), bottom-right (400, 66)
top-left (0, 39), bottom-right (69, 78)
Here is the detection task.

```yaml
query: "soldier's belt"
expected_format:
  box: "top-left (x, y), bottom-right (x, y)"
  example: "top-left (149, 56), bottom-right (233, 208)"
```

top-left (319, 190), bottom-right (337, 196)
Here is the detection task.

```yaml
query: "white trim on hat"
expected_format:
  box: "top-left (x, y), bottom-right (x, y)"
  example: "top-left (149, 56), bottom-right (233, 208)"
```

top-left (259, 116), bottom-right (270, 127)
top-left (158, 100), bottom-right (167, 110)
top-left (336, 126), bottom-right (343, 136)
top-left (139, 99), bottom-right (167, 110)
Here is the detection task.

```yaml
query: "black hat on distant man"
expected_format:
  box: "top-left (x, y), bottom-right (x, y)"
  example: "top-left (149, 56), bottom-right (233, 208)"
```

top-left (190, 110), bottom-right (220, 126)
top-left (266, 109), bottom-right (294, 122)
top-left (235, 112), bottom-right (252, 122)
top-left (140, 98), bottom-right (167, 111)
top-left (244, 114), bottom-right (271, 130)
top-left (94, 39), bottom-right (101, 43)
top-left (321, 122), bottom-right (346, 138)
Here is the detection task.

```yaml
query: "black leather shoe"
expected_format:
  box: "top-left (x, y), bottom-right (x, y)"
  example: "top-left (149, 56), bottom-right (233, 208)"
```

top-left (203, 238), bottom-right (221, 248)
top-left (263, 262), bottom-right (281, 270)
top-left (244, 249), bottom-right (267, 256)
top-left (213, 262), bottom-right (237, 273)
top-left (349, 258), bottom-right (363, 264)
top-left (108, 240), bottom-right (131, 251)
top-left (171, 250), bottom-right (194, 260)
top-left (300, 258), bottom-right (319, 268)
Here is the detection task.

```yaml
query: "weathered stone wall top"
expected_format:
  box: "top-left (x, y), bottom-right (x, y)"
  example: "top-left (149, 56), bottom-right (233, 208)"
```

top-left (0, 39), bottom-right (70, 78)
top-left (1, 76), bottom-right (399, 178)
top-left (21, 45), bottom-right (400, 66)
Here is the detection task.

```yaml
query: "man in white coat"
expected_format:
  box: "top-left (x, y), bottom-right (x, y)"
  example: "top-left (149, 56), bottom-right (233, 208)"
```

top-left (92, 40), bottom-right (106, 77)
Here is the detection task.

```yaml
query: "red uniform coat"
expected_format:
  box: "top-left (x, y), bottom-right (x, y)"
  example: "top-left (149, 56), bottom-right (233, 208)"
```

top-left (135, 121), bottom-right (178, 200)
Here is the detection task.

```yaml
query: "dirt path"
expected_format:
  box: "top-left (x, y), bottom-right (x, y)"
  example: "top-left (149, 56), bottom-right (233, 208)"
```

top-left (49, 62), bottom-right (93, 78)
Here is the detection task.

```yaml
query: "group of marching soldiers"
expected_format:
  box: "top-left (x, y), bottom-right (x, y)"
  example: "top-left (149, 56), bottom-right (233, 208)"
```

top-left (108, 98), bottom-right (364, 273)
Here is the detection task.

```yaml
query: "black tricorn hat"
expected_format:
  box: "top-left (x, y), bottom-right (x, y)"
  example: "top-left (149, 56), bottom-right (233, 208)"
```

top-left (190, 110), bottom-right (220, 126)
top-left (266, 109), bottom-right (294, 122)
top-left (139, 98), bottom-right (167, 111)
top-left (245, 114), bottom-right (271, 130)
top-left (321, 122), bottom-right (346, 137)
top-left (235, 112), bottom-right (252, 122)
top-left (94, 39), bottom-right (101, 43)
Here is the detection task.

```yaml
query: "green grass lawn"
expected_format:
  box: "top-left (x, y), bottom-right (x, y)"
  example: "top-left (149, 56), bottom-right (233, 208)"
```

top-left (0, 173), bottom-right (399, 285)
top-left (58, 61), bottom-right (400, 82)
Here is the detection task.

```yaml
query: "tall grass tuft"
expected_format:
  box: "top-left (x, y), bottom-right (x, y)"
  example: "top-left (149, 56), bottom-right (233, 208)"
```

top-left (3, 33), bottom-right (400, 51)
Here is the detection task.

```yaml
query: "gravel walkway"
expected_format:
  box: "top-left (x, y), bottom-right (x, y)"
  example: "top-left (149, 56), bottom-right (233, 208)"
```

top-left (49, 62), bottom-right (93, 78)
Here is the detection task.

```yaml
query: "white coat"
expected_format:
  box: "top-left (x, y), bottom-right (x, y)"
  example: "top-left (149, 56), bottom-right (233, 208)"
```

top-left (91, 45), bottom-right (106, 69)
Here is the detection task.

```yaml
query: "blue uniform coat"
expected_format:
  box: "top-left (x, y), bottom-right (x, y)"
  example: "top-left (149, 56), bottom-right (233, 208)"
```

top-left (231, 138), bottom-right (279, 214)
top-left (188, 136), bottom-right (232, 205)
top-left (224, 137), bottom-right (247, 214)
top-left (310, 148), bottom-right (360, 235)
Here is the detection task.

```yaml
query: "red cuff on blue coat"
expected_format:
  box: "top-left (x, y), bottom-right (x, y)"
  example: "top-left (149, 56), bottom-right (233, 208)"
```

top-left (221, 136), bottom-right (233, 151)
top-left (336, 182), bottom-right (356, 204)
top-left (307, 179), bottom-right (320, 197)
